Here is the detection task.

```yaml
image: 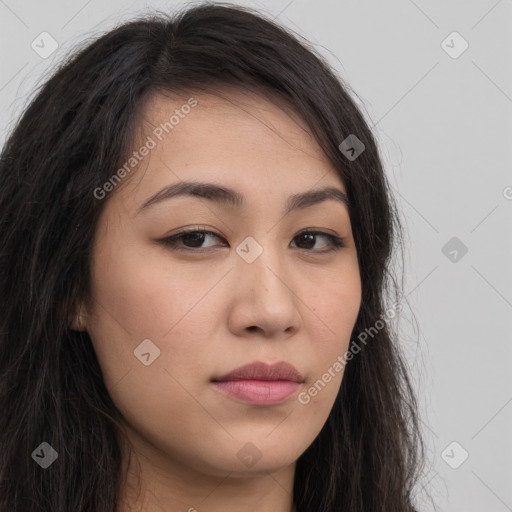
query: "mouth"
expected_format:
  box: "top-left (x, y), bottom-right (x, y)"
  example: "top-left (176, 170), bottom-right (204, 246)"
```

top-left (211, 361), bottom-right (304, 406)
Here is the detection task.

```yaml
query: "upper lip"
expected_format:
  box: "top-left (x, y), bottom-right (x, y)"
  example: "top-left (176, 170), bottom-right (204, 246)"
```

top-left (212, 361), bottom-right (304, 383)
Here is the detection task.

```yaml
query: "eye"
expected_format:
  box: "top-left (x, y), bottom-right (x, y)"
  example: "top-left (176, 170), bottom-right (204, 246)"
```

top-left (159, 227), bottom-right (346, 253)
top-left (291, 230), bottom-right (346, 252)
top-left (162, 229), bottom-right (224, 251)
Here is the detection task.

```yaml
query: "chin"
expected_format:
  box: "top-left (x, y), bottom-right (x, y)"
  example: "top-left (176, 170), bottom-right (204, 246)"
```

top-left (203, 441), bottom-right (302, 476)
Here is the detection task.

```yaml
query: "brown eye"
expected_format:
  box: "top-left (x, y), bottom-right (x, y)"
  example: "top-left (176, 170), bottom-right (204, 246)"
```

top-left (291, 231), bottom-right (346, 252)
top-left (161, 230), bottom-right (225, 251)
top-left (177, 231), bottom-right (210, 248)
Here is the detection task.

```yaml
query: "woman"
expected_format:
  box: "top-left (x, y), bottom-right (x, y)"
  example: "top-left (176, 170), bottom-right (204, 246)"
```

top-left (0, 2), bottom-right (428, 511)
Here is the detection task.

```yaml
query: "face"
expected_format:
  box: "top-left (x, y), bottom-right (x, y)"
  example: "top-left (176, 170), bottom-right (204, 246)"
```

top-left (78, 89), bottom-right (361, 481)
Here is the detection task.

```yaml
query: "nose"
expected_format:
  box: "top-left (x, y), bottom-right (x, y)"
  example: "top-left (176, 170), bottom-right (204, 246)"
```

top-left (226, 239), bottom-right (303, 339)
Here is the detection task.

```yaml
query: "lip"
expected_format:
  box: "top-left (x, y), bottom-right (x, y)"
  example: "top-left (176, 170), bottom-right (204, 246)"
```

top-left (211, 361), bottom-right (304, 406)
top-left (213, 361), bottom-right (304, 383)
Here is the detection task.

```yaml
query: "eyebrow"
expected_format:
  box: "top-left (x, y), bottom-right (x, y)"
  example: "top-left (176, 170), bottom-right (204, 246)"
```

top-left (137, 180), bottom-right (350, 216)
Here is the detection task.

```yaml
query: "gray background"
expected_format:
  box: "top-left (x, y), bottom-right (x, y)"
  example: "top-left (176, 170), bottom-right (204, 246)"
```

top-left (1, 0), bottom-right (511, 510)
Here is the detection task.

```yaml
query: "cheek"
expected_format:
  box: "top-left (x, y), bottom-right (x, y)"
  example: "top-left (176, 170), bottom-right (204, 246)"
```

top-left (86, 239), bottom-right (224, 387)
top-left (85, 245), bottom-right (220, 448)
top-left (298, 270), bottom-right (361, 406)
top-left (307, 264), bottom-right (362, 347)
top-left (90, 239), bottom-right (213, 338)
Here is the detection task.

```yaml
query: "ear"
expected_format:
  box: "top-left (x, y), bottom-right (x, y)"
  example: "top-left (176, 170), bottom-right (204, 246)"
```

top-left (69, 302), bottom-right (88, 332)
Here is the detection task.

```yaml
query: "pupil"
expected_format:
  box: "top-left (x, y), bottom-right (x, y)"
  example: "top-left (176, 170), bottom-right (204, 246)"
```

top-left (185, 232), bottom-right (204, 247)
top-left (299, 233), bottom-right (314, 248)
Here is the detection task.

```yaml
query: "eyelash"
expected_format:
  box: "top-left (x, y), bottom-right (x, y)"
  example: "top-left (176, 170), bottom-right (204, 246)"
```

top-left (159, 227), bottom-right (346, 254)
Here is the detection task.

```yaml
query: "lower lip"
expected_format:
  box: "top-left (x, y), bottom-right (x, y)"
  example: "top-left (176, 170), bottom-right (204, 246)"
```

top-left (212, 380), bottom-right (301, 405)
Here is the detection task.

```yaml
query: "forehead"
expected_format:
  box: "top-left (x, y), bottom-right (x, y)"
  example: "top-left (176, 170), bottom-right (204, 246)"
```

top-left (138, 87), bottom-right (328, 162)
top-left (144, 87), bottom-right (311, 131)
top-left (113, 88), bottom-right (345, 213)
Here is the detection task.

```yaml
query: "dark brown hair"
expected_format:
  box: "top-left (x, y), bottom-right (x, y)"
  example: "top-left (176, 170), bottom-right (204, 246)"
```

top-left (0, 2), bottom-right (429, 511)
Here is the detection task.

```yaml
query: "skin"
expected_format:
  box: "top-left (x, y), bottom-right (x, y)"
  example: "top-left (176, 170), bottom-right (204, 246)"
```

top-left (73, 89), bottom-right (362, 512)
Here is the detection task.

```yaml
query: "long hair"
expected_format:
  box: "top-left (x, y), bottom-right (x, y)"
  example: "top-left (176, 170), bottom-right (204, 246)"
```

top-left (0, 2), bottom-right (428, 511)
